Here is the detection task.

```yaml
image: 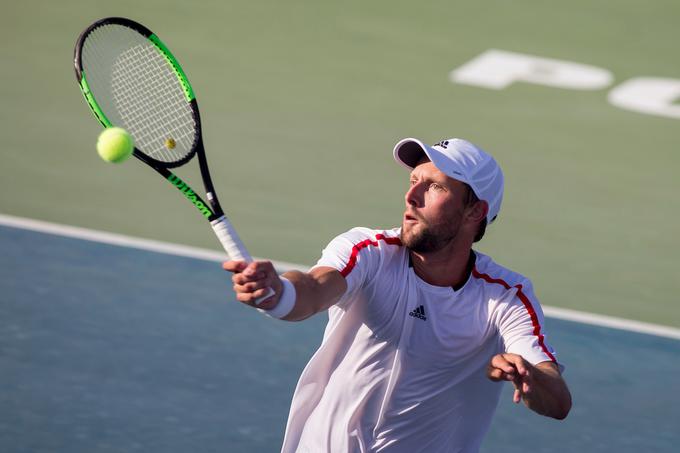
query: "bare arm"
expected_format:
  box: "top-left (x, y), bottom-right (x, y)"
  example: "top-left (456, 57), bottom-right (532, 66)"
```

top-left (277, 267), bottom-right (347, 320)
top-left (222, 260), bottom-right (347, 321)
top-left (487, 354), bottom-right (572, 420)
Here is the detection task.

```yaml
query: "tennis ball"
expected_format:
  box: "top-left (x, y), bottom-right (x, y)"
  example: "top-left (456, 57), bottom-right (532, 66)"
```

top-left (97, 127), bottom-right (134, 163)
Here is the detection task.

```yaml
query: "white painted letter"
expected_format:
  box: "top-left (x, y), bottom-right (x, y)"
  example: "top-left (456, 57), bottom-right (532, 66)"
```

top-left (608, 77), bottom-right (680, 119)
top-left (450, 49), bottom-right (613, 90)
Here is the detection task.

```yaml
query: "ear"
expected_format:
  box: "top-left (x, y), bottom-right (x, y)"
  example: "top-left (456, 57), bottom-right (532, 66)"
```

top-left (466, 200), bottom-right (488, 225)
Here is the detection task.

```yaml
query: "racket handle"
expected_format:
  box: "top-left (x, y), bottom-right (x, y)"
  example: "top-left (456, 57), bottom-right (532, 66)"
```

top-left (211, 215), bottom-right (275, 305)
top-left (211, 215), bottom-right (253, 262)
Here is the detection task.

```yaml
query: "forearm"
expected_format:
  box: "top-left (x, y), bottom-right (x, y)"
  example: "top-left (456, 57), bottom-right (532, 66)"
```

top-left (279, 267), bottom-right (347, 322)
top-left (523, 362), bottom-right (572, 419)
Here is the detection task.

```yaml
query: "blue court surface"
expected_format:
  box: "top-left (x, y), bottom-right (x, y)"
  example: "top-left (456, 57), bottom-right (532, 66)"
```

top-left (1, 222), bottom-right (679, 453)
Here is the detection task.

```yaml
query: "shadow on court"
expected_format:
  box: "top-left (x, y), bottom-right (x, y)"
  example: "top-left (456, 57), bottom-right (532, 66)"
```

top-left (1, 225), bottom-right (678, 452)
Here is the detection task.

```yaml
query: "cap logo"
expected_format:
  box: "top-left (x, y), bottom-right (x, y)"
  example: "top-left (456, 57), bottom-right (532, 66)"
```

top-left (433, 140), bottom-right (449, 149)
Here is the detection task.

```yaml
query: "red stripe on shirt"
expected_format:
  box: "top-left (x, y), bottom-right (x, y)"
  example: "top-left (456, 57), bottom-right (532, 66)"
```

top-left (339, 233), bottom-right (402, 277)
top-left (471, 268), bottom-right (557, 363)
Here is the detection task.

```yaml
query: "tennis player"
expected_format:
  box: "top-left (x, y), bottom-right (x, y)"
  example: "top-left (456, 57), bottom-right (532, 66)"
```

top-left (224, 137), bottom-right (571, 453)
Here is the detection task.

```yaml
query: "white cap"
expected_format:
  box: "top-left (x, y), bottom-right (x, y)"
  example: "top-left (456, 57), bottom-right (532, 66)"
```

top-left (393, 138), bottom-right (504, 224)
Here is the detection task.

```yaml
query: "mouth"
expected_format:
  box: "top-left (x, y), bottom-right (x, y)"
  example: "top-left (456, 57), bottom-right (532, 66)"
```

top-left (403, 212), bottom-right (419, 224)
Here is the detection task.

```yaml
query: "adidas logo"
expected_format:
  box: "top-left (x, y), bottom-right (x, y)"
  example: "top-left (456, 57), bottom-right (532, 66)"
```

top-left (409, 305), bottom-right (427, 321)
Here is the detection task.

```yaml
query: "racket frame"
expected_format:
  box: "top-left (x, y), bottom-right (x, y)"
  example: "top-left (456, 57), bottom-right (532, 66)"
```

top-left (73, 16), bottom-right (225, 222)
top-left (75, 16), bottom-right (277, 300)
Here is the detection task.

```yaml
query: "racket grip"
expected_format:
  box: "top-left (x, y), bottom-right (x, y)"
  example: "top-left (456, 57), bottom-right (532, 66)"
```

top-left (211, 215), bottom-right (275, 305)
top-left (211, 215), bottom-right (253, 261)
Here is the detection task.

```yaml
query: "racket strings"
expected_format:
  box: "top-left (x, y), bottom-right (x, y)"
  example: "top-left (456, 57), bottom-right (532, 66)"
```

top-left (82, 25), bottom-right (197, 163)
top-left (112, 44), bottom-right (192, 160)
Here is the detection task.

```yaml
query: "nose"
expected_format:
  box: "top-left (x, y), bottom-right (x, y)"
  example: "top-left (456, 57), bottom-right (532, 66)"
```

top-left (405, 181), bottom-right (424, 208)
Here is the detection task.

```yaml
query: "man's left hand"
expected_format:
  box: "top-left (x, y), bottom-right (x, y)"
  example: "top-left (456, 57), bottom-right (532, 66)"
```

top-left (487, 353), bottom-right (571, 419)
top-left (487, 353), bottom-right (532, 404)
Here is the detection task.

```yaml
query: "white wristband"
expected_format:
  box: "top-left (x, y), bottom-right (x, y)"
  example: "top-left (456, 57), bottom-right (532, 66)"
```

top-left (259, 277), bottom-right (296, 319)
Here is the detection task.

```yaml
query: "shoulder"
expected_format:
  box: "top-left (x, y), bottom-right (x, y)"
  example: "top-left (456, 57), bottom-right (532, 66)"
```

top-left (326, 226), bottom-right (403, 251)
top-left (470, 251), bottom-right (534, 296)
top-left (470, 252), bottom-right (547, 329)
top-left (471, 255), bottom-right (558, 365)
top-left (339, 226), bottom-right (402, 243)
top-left (319, 227), bottom-right (404, 277)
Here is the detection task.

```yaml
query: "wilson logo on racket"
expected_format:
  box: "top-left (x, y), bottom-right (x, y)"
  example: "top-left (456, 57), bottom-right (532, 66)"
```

top-left (167, 174), bottom-right (213, 218)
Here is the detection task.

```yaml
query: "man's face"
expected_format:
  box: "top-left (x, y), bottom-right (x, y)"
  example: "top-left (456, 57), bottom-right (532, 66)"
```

top-left (400, 159), bottom-right (471, 253)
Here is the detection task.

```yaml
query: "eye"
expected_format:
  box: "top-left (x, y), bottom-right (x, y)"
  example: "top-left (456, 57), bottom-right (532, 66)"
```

top-left (430, 183), bottom-right (444, 191)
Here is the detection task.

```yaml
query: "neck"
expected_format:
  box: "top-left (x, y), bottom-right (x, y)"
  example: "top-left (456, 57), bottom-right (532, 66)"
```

top-left (410, 241), bottom-right (475, 288)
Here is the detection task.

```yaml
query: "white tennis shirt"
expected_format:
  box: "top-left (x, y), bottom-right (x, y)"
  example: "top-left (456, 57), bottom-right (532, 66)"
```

top-left (280, 227), bottom-right (560, 453)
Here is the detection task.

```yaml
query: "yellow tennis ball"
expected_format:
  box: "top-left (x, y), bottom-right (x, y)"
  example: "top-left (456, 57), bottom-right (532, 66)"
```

top-left (96, 127), bottom-right (134, 163)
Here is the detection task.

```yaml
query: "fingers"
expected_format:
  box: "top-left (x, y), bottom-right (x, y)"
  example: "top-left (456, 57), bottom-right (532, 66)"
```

top-left (488, 353), bottom-right (530, 380)
top-left (222, 260), bottom-right (248, 273)
top-left (513, 358), bottom-right (529, 378)
top-left (487, 367), bottom-right (505, 381)
top-left (232, 267), bottom-right (269, 287)
top-left (233, 278), bottom-right (269, 293)
top-left (501, 353), bottom-right (530, 376)
top-left (487, 353), bottom-right (534, 404)
top-left (511, 376), bottom-right (532, 404)
top-left (513, 387), bottom-right (522, 404)
top-left (488, 355), bottom-right (517, 380)
top-left (223, 260), bottom-right (274, 283)
top-left (222, 260), bottom-right (281, 308)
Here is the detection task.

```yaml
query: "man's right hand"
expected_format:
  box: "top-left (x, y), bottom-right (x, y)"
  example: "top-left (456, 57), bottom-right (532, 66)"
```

top-left (222, 260), bottom-right (283, 310)
top-left (222, 263), bottom-right (346, 321)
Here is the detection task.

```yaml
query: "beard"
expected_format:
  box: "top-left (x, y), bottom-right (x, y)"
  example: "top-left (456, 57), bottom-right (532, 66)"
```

top-left (401, 215), bottom-right (461, 253)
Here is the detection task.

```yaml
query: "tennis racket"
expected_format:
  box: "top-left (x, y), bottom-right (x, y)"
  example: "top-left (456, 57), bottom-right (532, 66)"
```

top-left (74, 17), bottom-right (273, 302)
